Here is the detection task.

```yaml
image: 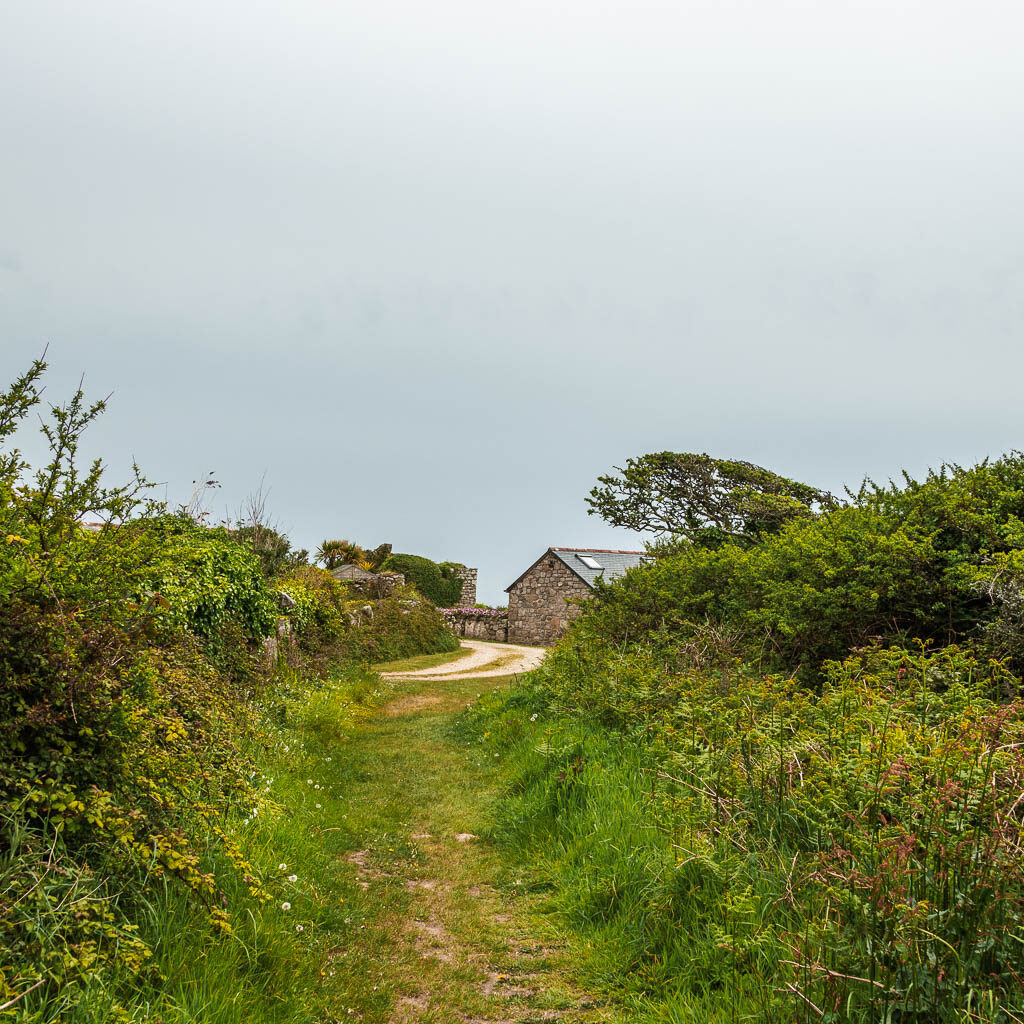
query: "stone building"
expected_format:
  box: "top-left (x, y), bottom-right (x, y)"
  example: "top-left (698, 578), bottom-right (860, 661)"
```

top-left (329, 564), bottom-right (376, 584)
top-left (505, 547), bottom-right (646, 645)
top-left (329, 564), bottom-right (405, 597)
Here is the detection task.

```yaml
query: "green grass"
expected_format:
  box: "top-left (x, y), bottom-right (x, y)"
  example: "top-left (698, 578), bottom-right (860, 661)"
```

top-left (61, 668), bottom-right (405, 1023)
top-left (464, 650), bottom-right (1024, 1024)
top-left (372, 645), bottom-right (473, 673)
top-left (15, 664), bottom-right (616, 1022)
top-left (469, 712), bottom-right (769, 1022)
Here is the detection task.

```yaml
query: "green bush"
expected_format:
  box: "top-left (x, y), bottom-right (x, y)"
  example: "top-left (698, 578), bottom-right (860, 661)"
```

top-left (275, 566), bottom-right (458, 668)
top-left (278, 563), bottom-right (349, 647)
top-left (475, 644), bottom-right (1024, 1021)
top-left (467, 451), bottom-right (1024, 1020)
top-left (584, 454), bottom-right (1024, 680)
top-left (381, 552), bottom-right (463, 606)
top-left (138, 515), bottom-right (278, 641)
top-left (0, 359), bottom-right (458, 1016)
top-left (346, 585), bottom-right (460, 663)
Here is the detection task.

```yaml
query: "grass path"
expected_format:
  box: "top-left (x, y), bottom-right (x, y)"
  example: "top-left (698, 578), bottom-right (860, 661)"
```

top-left (333, 662), bottom-right (613, 1023)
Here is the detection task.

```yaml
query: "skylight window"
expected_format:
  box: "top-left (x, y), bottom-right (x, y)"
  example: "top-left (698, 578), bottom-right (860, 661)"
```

top-left (577, 554), bottom-right (603, 570)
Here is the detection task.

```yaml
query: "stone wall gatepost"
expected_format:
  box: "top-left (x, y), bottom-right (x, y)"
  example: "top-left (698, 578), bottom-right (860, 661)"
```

top-left (453, 567), bottom-right (477, 606)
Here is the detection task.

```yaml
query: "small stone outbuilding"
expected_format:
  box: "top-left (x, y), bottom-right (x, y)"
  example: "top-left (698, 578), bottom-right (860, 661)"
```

top-left (329, 564), bottom-right (405, 597)
top-left (505, 547), bottom-right (646, 646)
top-left (329, 564), bottom-right (376, 584)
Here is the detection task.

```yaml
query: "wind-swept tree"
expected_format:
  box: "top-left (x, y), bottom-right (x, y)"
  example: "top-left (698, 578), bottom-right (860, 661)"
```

top-left (587, 451), bottom-right (834, 547)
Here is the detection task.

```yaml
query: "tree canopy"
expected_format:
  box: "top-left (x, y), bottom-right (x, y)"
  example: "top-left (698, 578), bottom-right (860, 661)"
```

top-left (315, 539), bottom-right (391, 572)
top-left (586, 451), bottom-right (835, 546)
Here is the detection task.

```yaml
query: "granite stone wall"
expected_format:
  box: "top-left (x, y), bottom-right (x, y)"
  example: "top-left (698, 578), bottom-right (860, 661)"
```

top-left (443, 608), bottom-right (508, 642)
top-left (262, 616), bottom-right (292, 665)
top-left (341, 572), bottom-right (405, 597)
top-left (507, 557), bottom-right (591, 646)
top-left (452, 566), bottom-right (477, 606)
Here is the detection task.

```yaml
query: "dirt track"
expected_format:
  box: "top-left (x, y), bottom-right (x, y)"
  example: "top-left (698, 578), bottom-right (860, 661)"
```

top-left (380, 639), bottom-right (546, 681)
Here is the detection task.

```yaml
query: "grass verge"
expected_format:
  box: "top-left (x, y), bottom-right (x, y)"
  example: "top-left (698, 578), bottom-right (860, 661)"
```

top-left (373, 645), bottom-right (474, 674)
top-left (16, 663), bottom-right (612, 1022)
top-left (464, 651), bottom-right (1024, 1023)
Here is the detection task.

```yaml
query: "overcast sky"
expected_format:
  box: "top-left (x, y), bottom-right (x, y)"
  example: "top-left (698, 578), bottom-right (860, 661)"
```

top-left (2, 1), bottom-right (1022, 602)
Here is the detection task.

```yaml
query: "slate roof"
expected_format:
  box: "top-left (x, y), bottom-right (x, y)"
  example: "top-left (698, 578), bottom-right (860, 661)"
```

top-left (330, 564), bottom-right (375, 581)
top-left (505, 547), bottom-right (647, 592)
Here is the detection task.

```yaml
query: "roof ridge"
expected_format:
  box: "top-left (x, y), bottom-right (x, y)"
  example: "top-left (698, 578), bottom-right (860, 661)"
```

top-left (550, 547), bottom-right (646, 554)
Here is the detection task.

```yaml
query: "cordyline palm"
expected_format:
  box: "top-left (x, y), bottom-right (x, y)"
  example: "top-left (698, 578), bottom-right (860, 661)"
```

top-left (315, 538), bottom-right (363, 570)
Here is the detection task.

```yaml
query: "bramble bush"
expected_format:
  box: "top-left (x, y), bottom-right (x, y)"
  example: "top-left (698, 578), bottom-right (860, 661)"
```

top-left (581, 455), bottom-right (1024, 680)
top-left (0, 358), bottom-right (457, 1018)
top-left (476, 642), bottom-right (1024, 1021)
top-left (471, 451), bottom-right (1024, 1022)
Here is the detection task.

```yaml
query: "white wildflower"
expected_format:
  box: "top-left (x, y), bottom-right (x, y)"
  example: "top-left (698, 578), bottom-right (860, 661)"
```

top-left (281, 901), bottom-right (291, 911)
top-left (287, 874), bottom-right (298, 883)
top-left (278, 863), bottom-right (287, 870)
top-left (295, 923), bottom-right (304, 932)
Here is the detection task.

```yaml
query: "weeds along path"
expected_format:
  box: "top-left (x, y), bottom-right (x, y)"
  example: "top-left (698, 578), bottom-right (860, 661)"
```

top-left (336, 653), bottom-right (612, 1023)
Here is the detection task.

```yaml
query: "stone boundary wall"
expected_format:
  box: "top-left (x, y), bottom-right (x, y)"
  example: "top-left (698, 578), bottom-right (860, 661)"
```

top-left (452, 566), bottom-right (477, 605)
top-left (262, 616), bottom-right (292, 665)
top-left (442, 607), bottom-right (508, 642)
top-left (343, 571), bottom-right (405, 597)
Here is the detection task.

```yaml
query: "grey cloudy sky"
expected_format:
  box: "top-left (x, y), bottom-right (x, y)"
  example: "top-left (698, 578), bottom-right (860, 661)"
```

top-left (2, 1), bottom-right (1022, 602)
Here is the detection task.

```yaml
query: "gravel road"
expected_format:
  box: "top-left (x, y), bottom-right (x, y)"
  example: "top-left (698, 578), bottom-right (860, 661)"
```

top-left (380, 639), bottom-right (546, 681)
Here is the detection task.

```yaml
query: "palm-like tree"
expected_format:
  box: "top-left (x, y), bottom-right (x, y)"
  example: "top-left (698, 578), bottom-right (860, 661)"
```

top-left (315, 538), bottom-right (363, 570)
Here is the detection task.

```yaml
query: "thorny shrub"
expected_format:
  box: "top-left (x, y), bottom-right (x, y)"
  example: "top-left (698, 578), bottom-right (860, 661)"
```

top-left (0, 358), bottom-right (457, 1012)
top-left (479, 633), bottom-right (1024, 1021)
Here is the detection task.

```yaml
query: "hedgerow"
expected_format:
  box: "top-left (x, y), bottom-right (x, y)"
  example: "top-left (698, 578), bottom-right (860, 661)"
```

top-left (580, 456), bottom-right (1024, 680)
top-left (0, 357), bottom-right (456, 1017)
top-left (471, 452), bottom-right (1024, 1022)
